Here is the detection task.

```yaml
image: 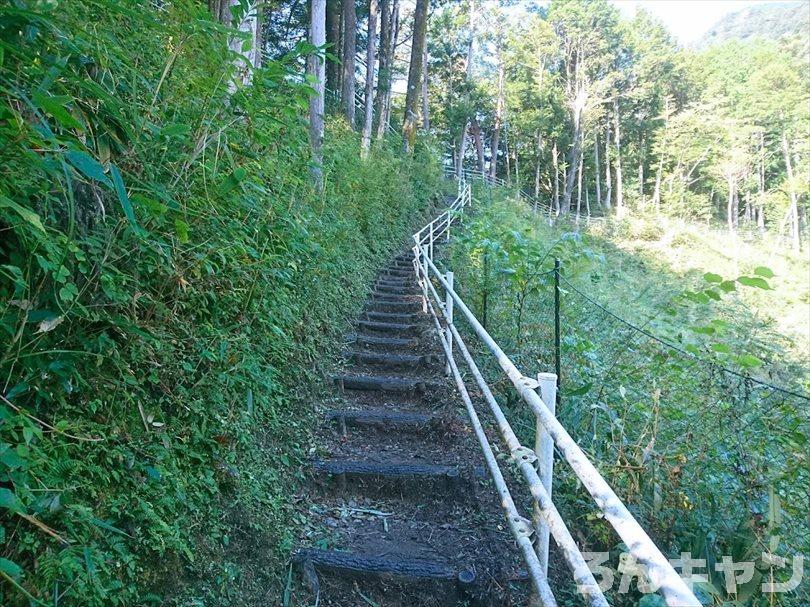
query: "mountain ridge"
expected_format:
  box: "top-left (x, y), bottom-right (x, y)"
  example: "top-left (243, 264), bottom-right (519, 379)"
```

top-left (697, 1), bottom-right (808, 48)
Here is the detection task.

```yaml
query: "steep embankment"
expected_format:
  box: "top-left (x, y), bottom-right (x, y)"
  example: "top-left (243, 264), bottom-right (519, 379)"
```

top-left (448, 189), bottom-right (809, 606)
top-left (0, 1), bottom-right (438, 604)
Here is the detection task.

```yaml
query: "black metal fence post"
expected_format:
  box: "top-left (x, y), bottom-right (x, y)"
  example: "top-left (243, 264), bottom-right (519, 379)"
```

top-left (554, 258), bottom-right (561, 406)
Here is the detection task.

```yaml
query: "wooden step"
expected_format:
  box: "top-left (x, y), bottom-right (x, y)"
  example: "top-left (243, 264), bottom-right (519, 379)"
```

top-left (377, 275), bottom-right (412, 284)
top-left (357, 320), bottom-right (419, 334)
top-left (363, 310), bottom-right (419, 322)
top-left (333, 374), bottom-right (433, 393)
top-left (374, 284), bottom-right (417, 295)
top-left (326, 409), bottom-right (435, 431)
top-left (313, 459), bottom-right (460, 480)
top-left (381, 269), bottom-right (412, 279)
top-left (294, 548), bottom-right (476, 586)
top-left (366, 300), bottom-right (421, 312)
top-left (371, 293), bottom-right (420, 304)
top-left (375, 283), bottom-right (416, 293)
top-left (351, 333), bottom-right (417, 347)
top-left (343, 350), bottom-right (433, 367)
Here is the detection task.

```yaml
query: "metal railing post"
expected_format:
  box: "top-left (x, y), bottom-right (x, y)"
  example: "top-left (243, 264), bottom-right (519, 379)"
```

top-left (444, 271), bottom-right (454, 376)
top-left (421, 245), bottom-right (429, 314)
top-left (554, 258), bottom-right (562, 405)
top-left (534, 372), bottom-right (557, 575)
top-left (429, 221), bottom-right (434, 261)
top-left (415, 239), bottom-right (427, 315)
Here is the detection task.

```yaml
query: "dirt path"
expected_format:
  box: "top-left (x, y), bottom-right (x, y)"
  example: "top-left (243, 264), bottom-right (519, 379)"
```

top-left (292, 246), bottom-right (525, 606)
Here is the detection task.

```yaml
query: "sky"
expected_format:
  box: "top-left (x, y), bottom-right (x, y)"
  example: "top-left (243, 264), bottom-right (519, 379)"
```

top-left (609, 0), bottom-right (773, 46)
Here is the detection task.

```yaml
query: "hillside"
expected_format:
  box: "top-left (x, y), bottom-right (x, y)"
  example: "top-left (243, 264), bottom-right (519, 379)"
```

top-left (448, 187), bottom-right (809, 605)
top-left (0, 1), bottom-right (438, 604)
top-left (698, 1), bottom-right (809, 48)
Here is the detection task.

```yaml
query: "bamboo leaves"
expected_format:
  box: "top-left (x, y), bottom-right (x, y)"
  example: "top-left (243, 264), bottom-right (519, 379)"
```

top-left (0, 195), bottom-right (46, 234)
top-left (64, 151), bottom-right (139, 228)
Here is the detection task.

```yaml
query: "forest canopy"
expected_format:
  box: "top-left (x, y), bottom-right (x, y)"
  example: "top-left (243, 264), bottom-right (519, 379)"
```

top-left (429, 0), bottom-right (808, 251)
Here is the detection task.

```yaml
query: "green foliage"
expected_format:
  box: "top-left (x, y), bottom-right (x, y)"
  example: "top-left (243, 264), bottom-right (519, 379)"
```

top-left (0, 1), bottom-right (438, 604)
top-left (449, 190), bottom-right (808, 606)
top-left (432, 1), bottom-right (808, 249)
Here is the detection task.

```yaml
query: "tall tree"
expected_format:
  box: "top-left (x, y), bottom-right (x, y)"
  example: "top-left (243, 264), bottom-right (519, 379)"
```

top-left (593, 134), bottom-right (601, 207)
top-left (383, 1), bottom-right (400, 134)
top-left (325, 0), bottom-right (341, 93)
top-left (548, 0), bottom-right (621, 214)
top-left (308, 0), bottom-right (327, 189)
top-left (361, 0), bottom-right (379, 156)
top-left (340, 0), bottom-right (356, 125)
top-left (374, 0), bottom-right (393, 139)
top-left (403, 0), bottom-right (429, 150)
top-left (490, 45), bottom-right (505, 180)
top-left (603, 119), bottom-right (612, 208)
top-left (613, 97), bottom-right (624, 215)
top-left (211, 1), bottom-right (262, 91)
top-left (455, 0), bottom-right (477, 175)
top-left (421, 43), bottom-right (430, 131)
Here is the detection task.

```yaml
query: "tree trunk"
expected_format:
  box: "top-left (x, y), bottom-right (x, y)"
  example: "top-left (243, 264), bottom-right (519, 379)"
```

top-left (744, 191), bottom-right (752, 223)
top-left (638, 160), bottom-right (644, 207)
top-left (604, 118), bottom-right (612, 209)
top-left (455, 0), bottom-right (477, 176)
top-left (212, 0), bottom-right (231, 25)
top-left (504, 132), bottom-right (511, 184)
top-left (227, 1), bottom-right (261, 92)
top-left (613, 98), bottom-right (624, 215)
top-left (534, 130), bottom-right (543, 198)
top-left (308, 0), bottom-right (327, 190)
top-left (652, 101), bottom-right (669, 211)
top-left (421, 43), bottom-right (430, 131)
top-left (576, 142), bottom-right (583, 221)
top-left (585, 177), bottom-right (591, 218)
top-left (727, 175), bottom-right (736, 233)
top-left (373, 0), bottom-right (391, 139)
top-left (562, 83), bottom-right (585, 214)
top-left (653, 156), bottom-right (663, 212)
top-left (782, 132), bottom-right (800, 252)
top-left (326, 0), bottom-right (341, 93)
top-left (593, 133), bottom-right (601, 208)
top-left (490, 48), bottom-right (504, 180)
top-left (758, 130), bottom-right (766, 236)
top-left (552, 140), bottom-right (559, 215)
top-left (403, 0), bottom-right (428, 151)
top-left (380, 0), bottom-right (399, 137)
top-left (472, 120), bottom-right (485, 173)
top-left (457, 127), bottom-right (469, 178)
top-left (361, 0), bottom-right (378, 156)
top-left (340, 0), bottom-right (356, 126)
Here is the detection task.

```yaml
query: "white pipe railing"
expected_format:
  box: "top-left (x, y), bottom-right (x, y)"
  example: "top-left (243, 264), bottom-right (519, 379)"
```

top-left (445, 165), bottom-right (555, 216)
top-left (410, 178), bottom-right (702, 607)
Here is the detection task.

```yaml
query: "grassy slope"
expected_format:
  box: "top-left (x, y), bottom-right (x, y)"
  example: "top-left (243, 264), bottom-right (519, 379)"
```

top-left (0, 2), bottom-right (439, 604)
top-left (448, 188), bottom-right (808, 605)
top-left (583, 215), bottom-right (809, 387)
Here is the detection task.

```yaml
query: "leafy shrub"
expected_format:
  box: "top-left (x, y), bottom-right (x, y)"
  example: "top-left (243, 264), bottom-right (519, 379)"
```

top-left (448, 189), bottom-right (808, 606)
top-left (0, 1), bottom-right (438, 604)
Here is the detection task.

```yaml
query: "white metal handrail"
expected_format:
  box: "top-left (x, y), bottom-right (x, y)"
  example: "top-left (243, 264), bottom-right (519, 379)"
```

top-left (445, 165), bottom-right (555, 217)
top-left (410, 181), bottom-right (702, 607)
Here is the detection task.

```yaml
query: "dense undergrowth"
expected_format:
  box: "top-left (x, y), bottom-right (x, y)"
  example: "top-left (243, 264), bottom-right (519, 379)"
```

top-left (0, 1), bottom-right (438, 604)
top-left (448, 188), bottom-right (808, 606)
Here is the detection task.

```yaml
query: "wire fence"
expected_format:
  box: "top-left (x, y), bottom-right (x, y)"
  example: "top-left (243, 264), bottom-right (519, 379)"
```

top-left (556, 275), bottom-right (808, 553)
top-left (450, 251), bottom-right (809, 601)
